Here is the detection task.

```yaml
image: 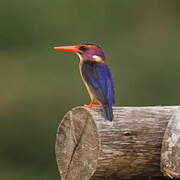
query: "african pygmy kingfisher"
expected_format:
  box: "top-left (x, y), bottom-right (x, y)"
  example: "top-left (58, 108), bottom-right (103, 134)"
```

top-left (54, 43), bottom-right (115, 121)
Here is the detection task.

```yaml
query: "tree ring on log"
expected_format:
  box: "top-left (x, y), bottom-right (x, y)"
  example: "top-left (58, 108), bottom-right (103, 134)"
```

top-left (55, 107), bottom-right (99, 180)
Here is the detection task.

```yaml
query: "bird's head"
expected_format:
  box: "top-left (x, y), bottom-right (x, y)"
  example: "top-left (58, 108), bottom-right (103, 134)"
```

top-left (54, 42), bottom-right (106, 63)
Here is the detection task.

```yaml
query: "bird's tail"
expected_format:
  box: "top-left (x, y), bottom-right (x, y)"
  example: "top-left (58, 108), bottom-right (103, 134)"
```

top-left (104, 105), bottom-right (113, 121)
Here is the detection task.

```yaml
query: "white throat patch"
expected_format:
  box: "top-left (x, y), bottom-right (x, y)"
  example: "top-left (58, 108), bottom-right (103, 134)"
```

top-left (76, 53), bottom-right (104, 63)
top-left (76, 53), bottom-right (83, 61)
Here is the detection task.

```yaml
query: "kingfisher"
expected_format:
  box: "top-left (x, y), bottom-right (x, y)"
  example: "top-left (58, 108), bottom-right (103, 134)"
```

top-left (54, 43), bottom-right (115, 121)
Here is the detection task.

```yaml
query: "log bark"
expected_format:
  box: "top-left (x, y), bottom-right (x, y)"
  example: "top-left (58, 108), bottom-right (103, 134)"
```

top-left (55, 106), bottom-right (180, 180)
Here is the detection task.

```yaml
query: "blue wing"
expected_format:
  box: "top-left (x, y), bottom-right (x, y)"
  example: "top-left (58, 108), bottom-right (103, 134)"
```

top-left (82, 61), bottom-right (115, 120)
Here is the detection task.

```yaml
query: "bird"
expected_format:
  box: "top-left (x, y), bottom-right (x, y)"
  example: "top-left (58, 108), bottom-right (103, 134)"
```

top-left (54, 42), bottom-right (115, 121)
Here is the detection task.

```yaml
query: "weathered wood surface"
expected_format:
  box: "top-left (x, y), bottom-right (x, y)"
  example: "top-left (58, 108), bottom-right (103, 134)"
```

top-left (55, 106), bottom-right (180, 180)
top-left (161, 109), bottom-right (180, 179)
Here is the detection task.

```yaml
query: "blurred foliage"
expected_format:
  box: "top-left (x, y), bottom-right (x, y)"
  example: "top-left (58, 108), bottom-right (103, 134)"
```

top-left (1, 0), bottom-right (180, 179)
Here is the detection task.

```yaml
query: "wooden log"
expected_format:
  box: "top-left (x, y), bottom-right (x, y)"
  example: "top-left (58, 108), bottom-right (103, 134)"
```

top-left (161, 109), bottom-right (180, 178)
top-left (55, 106), bottom-right (180, 180)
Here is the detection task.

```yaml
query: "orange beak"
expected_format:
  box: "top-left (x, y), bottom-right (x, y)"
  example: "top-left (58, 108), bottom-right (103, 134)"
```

top-left (54, 45), bottom-right (80, 53)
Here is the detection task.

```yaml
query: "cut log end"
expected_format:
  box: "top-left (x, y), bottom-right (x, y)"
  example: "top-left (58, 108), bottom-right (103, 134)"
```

top-left (55, 107), bottom-right (99, 180)
top-left (161, 110), bottom-right (180, 179)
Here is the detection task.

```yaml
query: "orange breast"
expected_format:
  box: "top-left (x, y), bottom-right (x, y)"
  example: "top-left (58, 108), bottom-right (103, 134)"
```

top-left (79, 61), bottom-right (95, 101)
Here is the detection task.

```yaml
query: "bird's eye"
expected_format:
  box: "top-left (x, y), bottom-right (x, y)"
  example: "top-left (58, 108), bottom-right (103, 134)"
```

top-left (79, 46), bottom-right (88, 51)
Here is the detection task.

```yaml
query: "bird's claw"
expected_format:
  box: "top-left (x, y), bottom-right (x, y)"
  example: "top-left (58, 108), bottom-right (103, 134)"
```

top-left (84, 104), bottom-right (103, 109)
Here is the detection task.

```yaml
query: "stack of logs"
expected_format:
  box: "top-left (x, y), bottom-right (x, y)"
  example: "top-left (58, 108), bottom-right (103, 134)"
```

top-left (55, 106), bottom-right (180, 180)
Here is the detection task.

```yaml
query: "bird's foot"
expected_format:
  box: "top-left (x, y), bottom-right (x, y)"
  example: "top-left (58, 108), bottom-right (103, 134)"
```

top-left (84, 103), bottom-right (103, 109)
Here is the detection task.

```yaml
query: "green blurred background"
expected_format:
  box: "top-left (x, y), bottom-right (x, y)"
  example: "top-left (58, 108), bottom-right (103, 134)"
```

top-left (1, 0), bottom-right (180, 179)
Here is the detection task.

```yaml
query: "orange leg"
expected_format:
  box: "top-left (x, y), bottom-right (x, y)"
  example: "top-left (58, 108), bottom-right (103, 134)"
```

top-left (84, 100), bottom-right (103, 109)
